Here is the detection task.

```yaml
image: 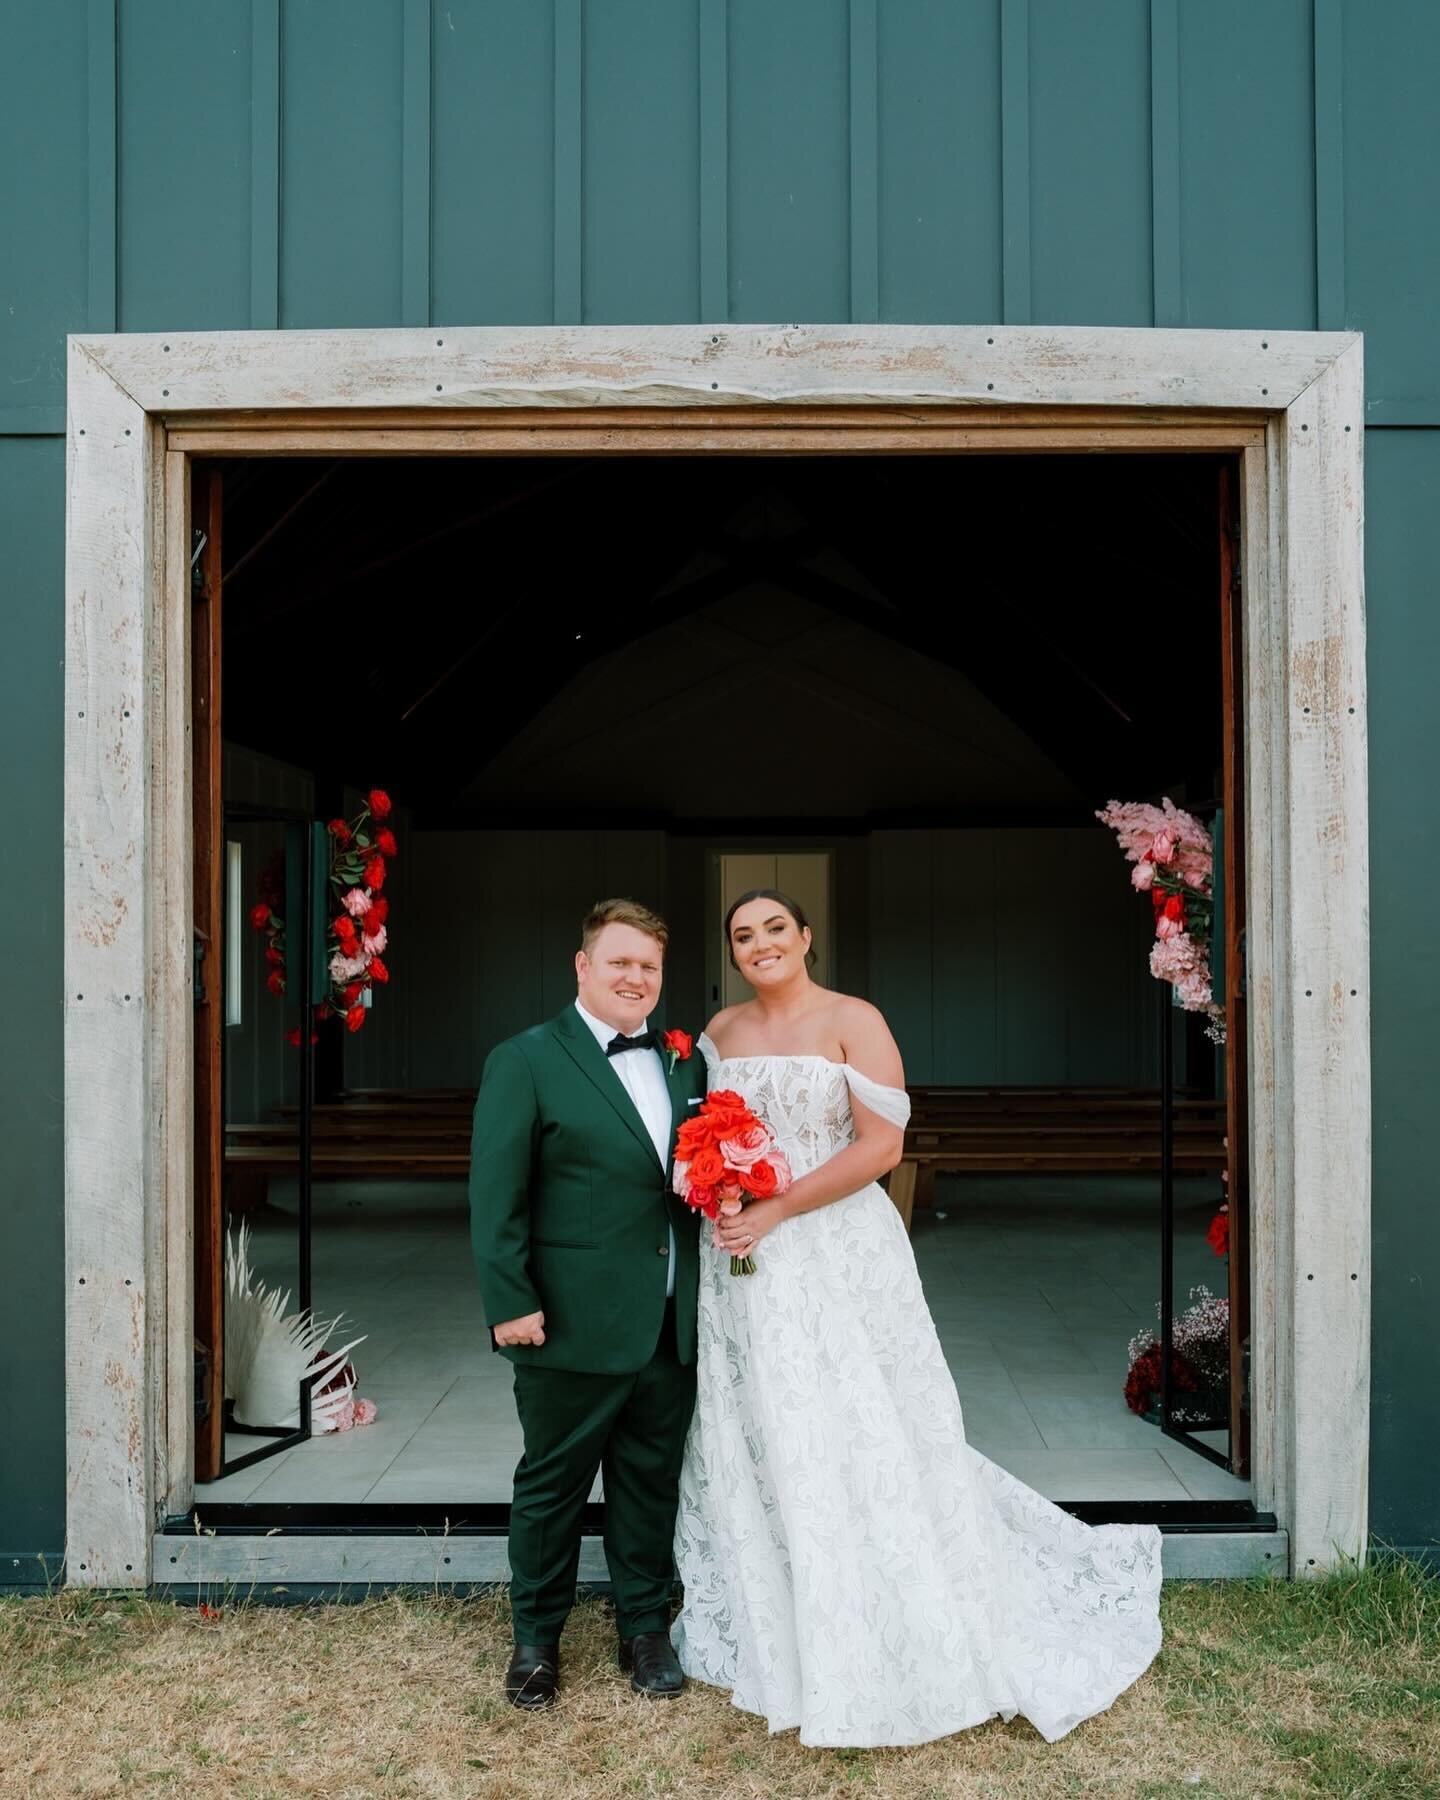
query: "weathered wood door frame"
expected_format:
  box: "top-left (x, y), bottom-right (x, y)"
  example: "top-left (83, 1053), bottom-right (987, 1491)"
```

top-left (62, 324), bottom-right (1367, 1586)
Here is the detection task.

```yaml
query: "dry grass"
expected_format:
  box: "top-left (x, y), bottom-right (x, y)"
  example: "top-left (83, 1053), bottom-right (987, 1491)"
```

top-left (1, 1557), bottom-right (1436, 1799)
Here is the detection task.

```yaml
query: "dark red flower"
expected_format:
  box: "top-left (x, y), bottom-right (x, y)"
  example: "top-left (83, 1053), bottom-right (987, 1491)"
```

top-left (285, 1026), bottom-right (319, 1047)
top-left (265, 946), bottom-right (283, 967)
top-left (1206, 1206), bottom-right (1230, 1257)
top-left (266, 969), bottom-right (285, 996)
top-left (662, 1028), bottom-right (693, 1062)
top-left (327, 818), bottom-right (352, 843)
top-left (375, 827), bottom-right (398, 858)
top-left (364, 854), bottom-right (386, 892)
top-left (368, 896), bottom-right (389, 926)
top-left (367, 788), bottom-right (392, 819)
top-left (346, 1004), bottom-right (366, 1033)
top-left (368, 956), bottom-right (389, 984)
top-left (1163, 894), bottom-right (1185, 921)
top-left (343, 982), bottom-right (363, 1008)
top-left (249, 903), bottom-right (271, 930)
top-left (334, 914), bottom-right (358, 946)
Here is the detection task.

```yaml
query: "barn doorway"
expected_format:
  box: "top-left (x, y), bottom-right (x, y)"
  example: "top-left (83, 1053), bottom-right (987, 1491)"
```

top-left (190, 450), bottom-right (1253, 1525)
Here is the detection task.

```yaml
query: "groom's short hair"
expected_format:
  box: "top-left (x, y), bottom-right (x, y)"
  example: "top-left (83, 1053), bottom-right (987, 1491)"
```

top-left (580, 898), bottom-right (669, 959)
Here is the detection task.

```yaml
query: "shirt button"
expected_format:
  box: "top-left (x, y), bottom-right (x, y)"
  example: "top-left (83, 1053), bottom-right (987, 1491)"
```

top-left (657, 1245), bottom-right (669, 1257)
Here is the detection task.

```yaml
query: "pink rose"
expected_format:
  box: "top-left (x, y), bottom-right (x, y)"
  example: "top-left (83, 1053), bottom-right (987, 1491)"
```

top-left (1150, 829), bottom-right (1176, 864)
top-left (1154, 913), bottom-right (1185, 941)
top-left (328, 950), bottom-right (369, 984)
top-left (1130, 860), bottom-right (1155, 891)
top-left (361, 923), bottom-right (388, 958)
top-left (764, 1151), bottom-right (793, 1195)
top-left (718, 1123), bottom-right (772, 1169)
top-left (341, 887), bottom-right (372, 918)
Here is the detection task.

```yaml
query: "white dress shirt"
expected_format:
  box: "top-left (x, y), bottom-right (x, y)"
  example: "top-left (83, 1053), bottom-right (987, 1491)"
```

top-left (574, 999), bottom-right (676, 1297)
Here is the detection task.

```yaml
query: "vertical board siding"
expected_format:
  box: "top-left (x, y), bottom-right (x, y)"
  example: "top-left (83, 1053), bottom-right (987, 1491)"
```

top-left (1361, 430), bottom-right (1440, 1544)
top-left (0, 9), bottom-right (88, 420)
top-left (878, 0), bottom-right (1002, 324)
top-left (1028, 0), bottom-right (1152, 326)
top-left (0, 439), bottom-right (66, 1548)
top-left (582, 0), bottom-right (701, 323)
top-left (727, 0), bottom-right (850, 321)
top-left (431, 0), bottom-right (555, 325)
top-left (280, 0), bottom-right (404, 327)
top-left (1342, 0), bottom-right (1440, 412)
top-left (872, 829), bottom-right (1157, 1085)
top-left (1178, 0), bottom-right (1316, 330)
top-left (117, 1), bottom-right (251, 333)
top-left (249, 0), bottom-right (280, 328)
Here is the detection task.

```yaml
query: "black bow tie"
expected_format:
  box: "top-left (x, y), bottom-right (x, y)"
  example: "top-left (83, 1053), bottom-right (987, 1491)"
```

top-left (606, 1030), bottom-right (657, 1057)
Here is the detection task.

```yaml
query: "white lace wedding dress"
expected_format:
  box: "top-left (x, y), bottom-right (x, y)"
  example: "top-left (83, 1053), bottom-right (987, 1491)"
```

top-left (671, 1038), bottom-right (1163, 1746)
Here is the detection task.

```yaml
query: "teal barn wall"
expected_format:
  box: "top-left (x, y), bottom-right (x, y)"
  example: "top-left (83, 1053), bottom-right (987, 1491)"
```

top-left (2, 1), bottom-right (1437, 1568)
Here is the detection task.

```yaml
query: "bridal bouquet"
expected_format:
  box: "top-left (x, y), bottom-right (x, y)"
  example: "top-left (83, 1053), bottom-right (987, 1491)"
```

top-left (672, 1089), bottom-right (793, 1275)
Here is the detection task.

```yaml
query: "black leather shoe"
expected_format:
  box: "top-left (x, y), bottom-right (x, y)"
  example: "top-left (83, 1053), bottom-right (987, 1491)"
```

top-left (618, 1630), bottom-right (684, 1697)
top-left (505, 1641), bottom-right (560, 1710)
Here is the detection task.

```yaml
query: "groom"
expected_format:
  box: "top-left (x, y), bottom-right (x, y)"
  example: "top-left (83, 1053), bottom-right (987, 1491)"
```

top-left (469, 898), bottom-right (706, 1710)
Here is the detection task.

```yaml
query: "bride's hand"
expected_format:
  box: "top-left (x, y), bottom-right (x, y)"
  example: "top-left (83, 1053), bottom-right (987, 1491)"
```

top-left (716, 1199), bottom-right (784, 1257)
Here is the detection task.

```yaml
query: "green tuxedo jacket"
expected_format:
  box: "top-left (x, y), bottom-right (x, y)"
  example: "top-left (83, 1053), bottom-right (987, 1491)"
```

top-left (468, 1005), bottom-right (708, 1374)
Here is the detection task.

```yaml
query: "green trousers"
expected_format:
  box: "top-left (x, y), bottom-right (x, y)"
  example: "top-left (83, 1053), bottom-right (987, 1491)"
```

top-left (507, 1299), bottom-right (696, 1642)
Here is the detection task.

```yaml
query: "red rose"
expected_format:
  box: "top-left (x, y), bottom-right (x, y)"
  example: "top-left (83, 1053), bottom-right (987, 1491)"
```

top-left (702, 1097), bottom-right (755, 1140)
top-left (364, 854), bottom-right (386, 892)
top-left (738, 1158), bottom-right (780, 1199)
top-left (266, 970), bottom-right (285, 996)
top-left (367, 788), bottom-right (392, 819)
top-left (688, 1144), bottom-right (726, 1188)
top-left (662, 1028), bottom-right (693, 1061)
top-left (1163, 895), bottom-right (1185, 921)
top-left (1206, 1208), bottom-right (1229, 1257)
top-left (687, 1185), bottom-right (720, 1221)
top-left (675, 1118), bottom-right (714, 1160)
top-left (375, 827), bottom-right (398, 858)
top-left (334, 914), bottom-right (358, 944)
top-left (346, 1005), bottom-right (366, 1033)
top-left (327, 818), bottom-right (352, 843)
top-left (265, 946), bottom-right (283, 966)
top-left (249, 903), bottom-right (271, 930)
top-left (369, 896), bottom-right (389, 926)
top-left (368, 956), bottom-right (389, 984)
top-left (343, 982), bottom-right (363, 1008)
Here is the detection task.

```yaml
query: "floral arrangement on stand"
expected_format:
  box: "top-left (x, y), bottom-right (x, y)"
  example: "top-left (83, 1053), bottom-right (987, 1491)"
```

top-left (1124, 1285), bottom-right (1230, 1426)
top-left (1095, 796), bottom-right (1226, 1046)
top-left (250, 787), bottom-right (396, 1039)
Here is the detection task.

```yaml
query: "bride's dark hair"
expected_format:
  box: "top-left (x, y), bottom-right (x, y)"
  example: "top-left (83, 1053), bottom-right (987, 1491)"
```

top-left (723, 888), bottom-right (818, 972)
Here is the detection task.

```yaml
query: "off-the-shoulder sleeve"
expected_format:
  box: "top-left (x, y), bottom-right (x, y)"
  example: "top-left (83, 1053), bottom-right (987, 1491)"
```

top-left (842, 1064), bottom-right (911, 1128)
top-left (697, 1031), bottom-right (724, 1081)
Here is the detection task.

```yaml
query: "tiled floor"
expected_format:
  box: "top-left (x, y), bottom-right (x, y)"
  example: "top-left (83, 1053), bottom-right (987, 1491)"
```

top-left (196, 1172), bottom-right (1249, 1510)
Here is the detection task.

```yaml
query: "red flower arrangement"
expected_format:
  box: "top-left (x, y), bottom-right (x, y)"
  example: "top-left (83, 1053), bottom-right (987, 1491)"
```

top-left (661, 1028), bottom-right (693, 1074)
top-left (672, 1089), bottom-right (793, 1275)
top-left (252, 787), bottom-right (397, 1039)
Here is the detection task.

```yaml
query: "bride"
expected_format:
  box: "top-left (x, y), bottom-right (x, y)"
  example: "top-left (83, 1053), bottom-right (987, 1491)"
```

top-left (670, 888), bottom-right (1163, 1747)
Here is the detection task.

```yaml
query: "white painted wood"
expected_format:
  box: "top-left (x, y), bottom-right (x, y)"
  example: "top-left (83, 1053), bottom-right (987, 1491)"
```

top-left (79, 323), bottom-right (1350, 416)
top-left (159, 449), bottom-right (194, 1520)
top-left (64, 343), bottom-right (156, 1587)
top-left (1278, 342), bottom-right (1369, 1575)
top-left (155, 1529), bottom-right (1277, 1586)
top-left (1239, 437), bottom-right (1281, 1521)
top-left (63, 322), bottom-right (1370, 1585)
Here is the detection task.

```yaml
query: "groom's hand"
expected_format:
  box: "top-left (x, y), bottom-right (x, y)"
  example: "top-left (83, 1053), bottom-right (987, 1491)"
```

top-left (493, 1309), bottom-right (547, 1347)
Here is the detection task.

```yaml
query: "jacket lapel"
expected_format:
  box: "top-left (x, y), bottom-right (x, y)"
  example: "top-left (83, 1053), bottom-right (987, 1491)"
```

top-left (551, 1006), bottom-right (661, 1166)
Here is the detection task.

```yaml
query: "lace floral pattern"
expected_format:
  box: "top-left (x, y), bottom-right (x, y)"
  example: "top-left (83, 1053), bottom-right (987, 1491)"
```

top-left (671, 1042), bottom-right (1163, 1747)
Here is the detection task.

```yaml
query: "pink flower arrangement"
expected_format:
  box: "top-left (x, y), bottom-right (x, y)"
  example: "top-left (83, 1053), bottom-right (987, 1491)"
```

top-left (1097, 797), bottom-right (1226, 1044)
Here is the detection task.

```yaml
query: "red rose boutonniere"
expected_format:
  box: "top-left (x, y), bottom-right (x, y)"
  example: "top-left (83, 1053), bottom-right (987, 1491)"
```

top-left (661, 1028), bottom-right (694, 1076)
